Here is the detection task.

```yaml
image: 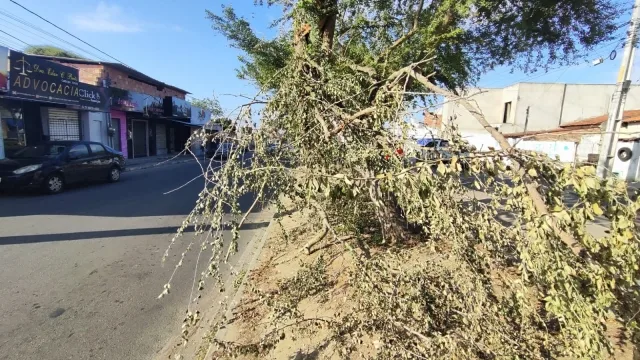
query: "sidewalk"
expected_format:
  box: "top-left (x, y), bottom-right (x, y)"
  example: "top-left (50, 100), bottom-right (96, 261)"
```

top-left (124, 153), bottom-right (200, 172)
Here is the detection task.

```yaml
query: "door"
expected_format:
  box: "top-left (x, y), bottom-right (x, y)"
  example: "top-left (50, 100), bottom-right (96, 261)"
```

top-left (88, 143), bottom-right (110, 180)
top-left (64, 144), bottom-right (91, 183)
top-left (90, 119), bottom-right (103, 143)
top-left (132, 120), bottom-right (148, 158)
top-left (156, 124), bottom-right (167, 155)
top-left (109, 118), bottom-right (122, 151)
top-left (169, 127), bottom-right (176, 153)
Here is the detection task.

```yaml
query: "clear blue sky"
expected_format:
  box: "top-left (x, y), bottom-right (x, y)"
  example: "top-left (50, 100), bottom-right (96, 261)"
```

top-left (1, 0), bottom-right (638, 115)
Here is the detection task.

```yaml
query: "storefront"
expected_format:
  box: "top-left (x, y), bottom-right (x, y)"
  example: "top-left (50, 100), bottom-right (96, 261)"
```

top-left (109, 109), bottom-right (126, 154)
top-left (0, 49), bottom-right (110, 159)
top-left (110, 88), bottom-right (164, 159)
top-left (189, 104), bottom-right (211, 156)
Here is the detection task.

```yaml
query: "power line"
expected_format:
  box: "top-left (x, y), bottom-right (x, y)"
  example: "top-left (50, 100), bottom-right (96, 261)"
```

top-left (0, 36), bottom-right (24, 50)
top-left (0, 10), bottom-right (108, 61)
top-left (9, 0), bottom-right (127, 65)
top-left (0, 28), bottom-right (31, 47)
top-left (0, 8), bottom-right (108, 61)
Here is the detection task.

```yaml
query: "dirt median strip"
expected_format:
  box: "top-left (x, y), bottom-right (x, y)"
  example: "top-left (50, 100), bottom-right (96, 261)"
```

top-left (155, 210), bottom-right (275, 360)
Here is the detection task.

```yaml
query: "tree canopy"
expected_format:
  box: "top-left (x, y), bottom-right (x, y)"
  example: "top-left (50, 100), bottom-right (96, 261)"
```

top-left (24, 45), bottom-right (84, 59)
top-left (208, 0), bottom-right (623, 92)
top-left (189, 94), bottom-right (224, 118)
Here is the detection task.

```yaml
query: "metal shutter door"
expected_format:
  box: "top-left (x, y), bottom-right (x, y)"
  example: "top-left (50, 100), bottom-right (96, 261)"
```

top-left (48, 108), bottom-right (80, 141)
top-left (156, 124), bottom-right (167, 155)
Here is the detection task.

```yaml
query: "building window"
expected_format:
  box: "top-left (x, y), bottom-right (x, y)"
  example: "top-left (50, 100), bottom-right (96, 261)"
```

top-left (502, 102), bottom-right (512, 124)
top-left (622, 122), bottom-right (629, 129)
top-left (47, 108), bottom-right (80, 141)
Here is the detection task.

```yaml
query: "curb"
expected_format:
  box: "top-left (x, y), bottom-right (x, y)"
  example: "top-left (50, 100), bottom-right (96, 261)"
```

top-left (124, 158), bottom-right (197, 172)
top-left (155, 211), bottom-right (275, 360)
top-left (213, 213), bottom-right (275, 340)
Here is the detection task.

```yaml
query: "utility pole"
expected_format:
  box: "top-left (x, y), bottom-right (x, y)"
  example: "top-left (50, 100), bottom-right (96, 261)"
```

top-left (596, 0), bottom-right (640, 178)
top-left (523, 106), bottom-right (530, 134)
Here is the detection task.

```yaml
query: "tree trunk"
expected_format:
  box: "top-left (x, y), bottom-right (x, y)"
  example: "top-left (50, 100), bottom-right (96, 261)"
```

top-left (317, 0), bottom-right (338, 52)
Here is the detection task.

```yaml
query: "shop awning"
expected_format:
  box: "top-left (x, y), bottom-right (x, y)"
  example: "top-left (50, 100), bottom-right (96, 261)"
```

top-left (169, 119), bottom-right (202, 128)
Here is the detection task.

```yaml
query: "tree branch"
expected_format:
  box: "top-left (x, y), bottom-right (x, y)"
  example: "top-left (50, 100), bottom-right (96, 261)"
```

top-left (330, 106), bottom-right (376, 135)
top-left (375, 0), bottom-right (425, 63)
top-left (406, 68), bottom-right (584, 257)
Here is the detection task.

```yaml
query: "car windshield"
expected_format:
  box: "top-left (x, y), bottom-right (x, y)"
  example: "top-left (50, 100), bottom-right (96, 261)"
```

top-left (11, 144), bottom-right (67, 159)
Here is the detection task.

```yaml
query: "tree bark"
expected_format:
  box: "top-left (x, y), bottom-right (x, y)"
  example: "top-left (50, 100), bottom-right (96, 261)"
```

top-left (317, 0), bottom-right (338, 52)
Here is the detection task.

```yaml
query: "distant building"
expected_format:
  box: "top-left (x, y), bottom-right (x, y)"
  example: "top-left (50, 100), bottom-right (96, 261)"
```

top-left (504, 110), bottom-right (640, 181)
top-left (439, 82), bottom-right (640, 154)
top-left (423, 111), bottom-right (442, 129)
top-left (0, 51), bottom-right (212, 160)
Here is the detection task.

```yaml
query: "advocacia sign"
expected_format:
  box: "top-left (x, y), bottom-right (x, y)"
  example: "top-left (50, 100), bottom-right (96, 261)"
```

top-left (8, 50), bottom-right (80, 105)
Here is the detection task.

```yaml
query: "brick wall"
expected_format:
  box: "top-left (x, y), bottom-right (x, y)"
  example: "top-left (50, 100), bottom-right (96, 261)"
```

top-left (423, 111), bottom-right (442, 128)
top-left (58, 62), bottom-right (186, 99)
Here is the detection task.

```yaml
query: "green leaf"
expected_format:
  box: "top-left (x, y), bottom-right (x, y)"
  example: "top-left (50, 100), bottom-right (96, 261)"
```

top-left (437, 162), bottom-right (447, 175)
top-left (528, 168), bottom-right (537, 177)
top-left (592, 203), bottom-right (603, 216)
top-left (584, 177), bottom-right (597, 189)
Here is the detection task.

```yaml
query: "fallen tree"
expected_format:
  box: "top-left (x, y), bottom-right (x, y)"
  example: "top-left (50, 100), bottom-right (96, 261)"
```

top-left (166, 1), bottom-right (640, 358)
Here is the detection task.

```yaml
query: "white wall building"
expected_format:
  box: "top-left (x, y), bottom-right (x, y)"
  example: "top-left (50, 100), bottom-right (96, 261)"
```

top-left (441, 82), bottom-right (640, 147)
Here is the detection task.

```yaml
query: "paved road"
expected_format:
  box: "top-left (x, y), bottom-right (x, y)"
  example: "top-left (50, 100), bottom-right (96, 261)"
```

top-left (0, 161), bottom-right (270, 360)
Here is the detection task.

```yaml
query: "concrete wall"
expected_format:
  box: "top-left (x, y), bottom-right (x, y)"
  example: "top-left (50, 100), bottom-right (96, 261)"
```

top-left (558, 84), bottom-right (613, 125)
top-left (85, 112), bottom-right (109, 144)
top-left (512, 83), bottom-right (566, 131)
top-left (619, 122), bottom-right (640, 139)
top-left (443, 83), bottom-right (640, 136)
top-left (576, 134), bottom-right (601, 162)
top-left (443, 88), bottom-right (504, 131)
top-left (508, 139), bottom-right (576, 163)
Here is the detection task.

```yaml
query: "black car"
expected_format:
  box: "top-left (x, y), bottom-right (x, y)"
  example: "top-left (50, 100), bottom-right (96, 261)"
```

top-left (0, 141), bottom-right (125, 194)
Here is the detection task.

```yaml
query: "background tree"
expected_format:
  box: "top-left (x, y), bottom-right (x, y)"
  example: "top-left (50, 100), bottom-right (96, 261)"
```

top-left (24, 45), bottom-right (84, 59)
top-left (189, 93), bottom-right (224, 119)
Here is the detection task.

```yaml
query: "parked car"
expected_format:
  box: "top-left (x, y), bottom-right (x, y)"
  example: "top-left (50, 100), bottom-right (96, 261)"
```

top-left (207, 142), bottom-right (237, 160)
top-left (0, 141), bottom-right (125, 194)
top-left (415, 137), bottom-right (473, 169)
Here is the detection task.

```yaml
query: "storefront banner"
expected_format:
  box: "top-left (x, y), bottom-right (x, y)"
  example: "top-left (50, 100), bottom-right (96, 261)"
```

top-left (8, 50), bottom-right (80, 105)
top-left (75, 83), bottom-right (110, 112)
top-left (190, 105), bottom-right (211, 125)
top-left (111, 88), bottom-right (164, 117)
top-left (164, 96), bottom-right (191, 118)
top-left (0, 46), bottom-right (8, 92)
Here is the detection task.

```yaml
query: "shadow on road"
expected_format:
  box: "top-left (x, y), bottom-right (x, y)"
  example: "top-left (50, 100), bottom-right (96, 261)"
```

top-left (0, 221), bottom-right (271, 246)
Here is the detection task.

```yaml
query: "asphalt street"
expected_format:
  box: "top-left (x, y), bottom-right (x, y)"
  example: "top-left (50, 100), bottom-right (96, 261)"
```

top-left (0, 160), bottom-right (270, 360)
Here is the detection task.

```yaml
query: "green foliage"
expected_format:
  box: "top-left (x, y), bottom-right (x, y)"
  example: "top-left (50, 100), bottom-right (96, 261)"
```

top-left (24, 45), bottom-right (84, 59)
top-left (165, 1), bottom-right (639, 358)
top-left (206, 6), bottom-right (292, 90)
top-left (207, 0), bottom-right (624, 91)
top-left (189, 94), bottom-right (223, 118)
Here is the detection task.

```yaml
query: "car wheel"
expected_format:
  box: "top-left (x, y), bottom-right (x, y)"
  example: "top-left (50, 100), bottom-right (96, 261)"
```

top-left (44, 173), bottom-right (64, 194)
top-left (108, 166), bottom-right (121, 183)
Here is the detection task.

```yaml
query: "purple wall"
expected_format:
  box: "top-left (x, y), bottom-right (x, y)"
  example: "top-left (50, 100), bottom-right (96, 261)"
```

top-left (110, 110), bottom-right (128, 158)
